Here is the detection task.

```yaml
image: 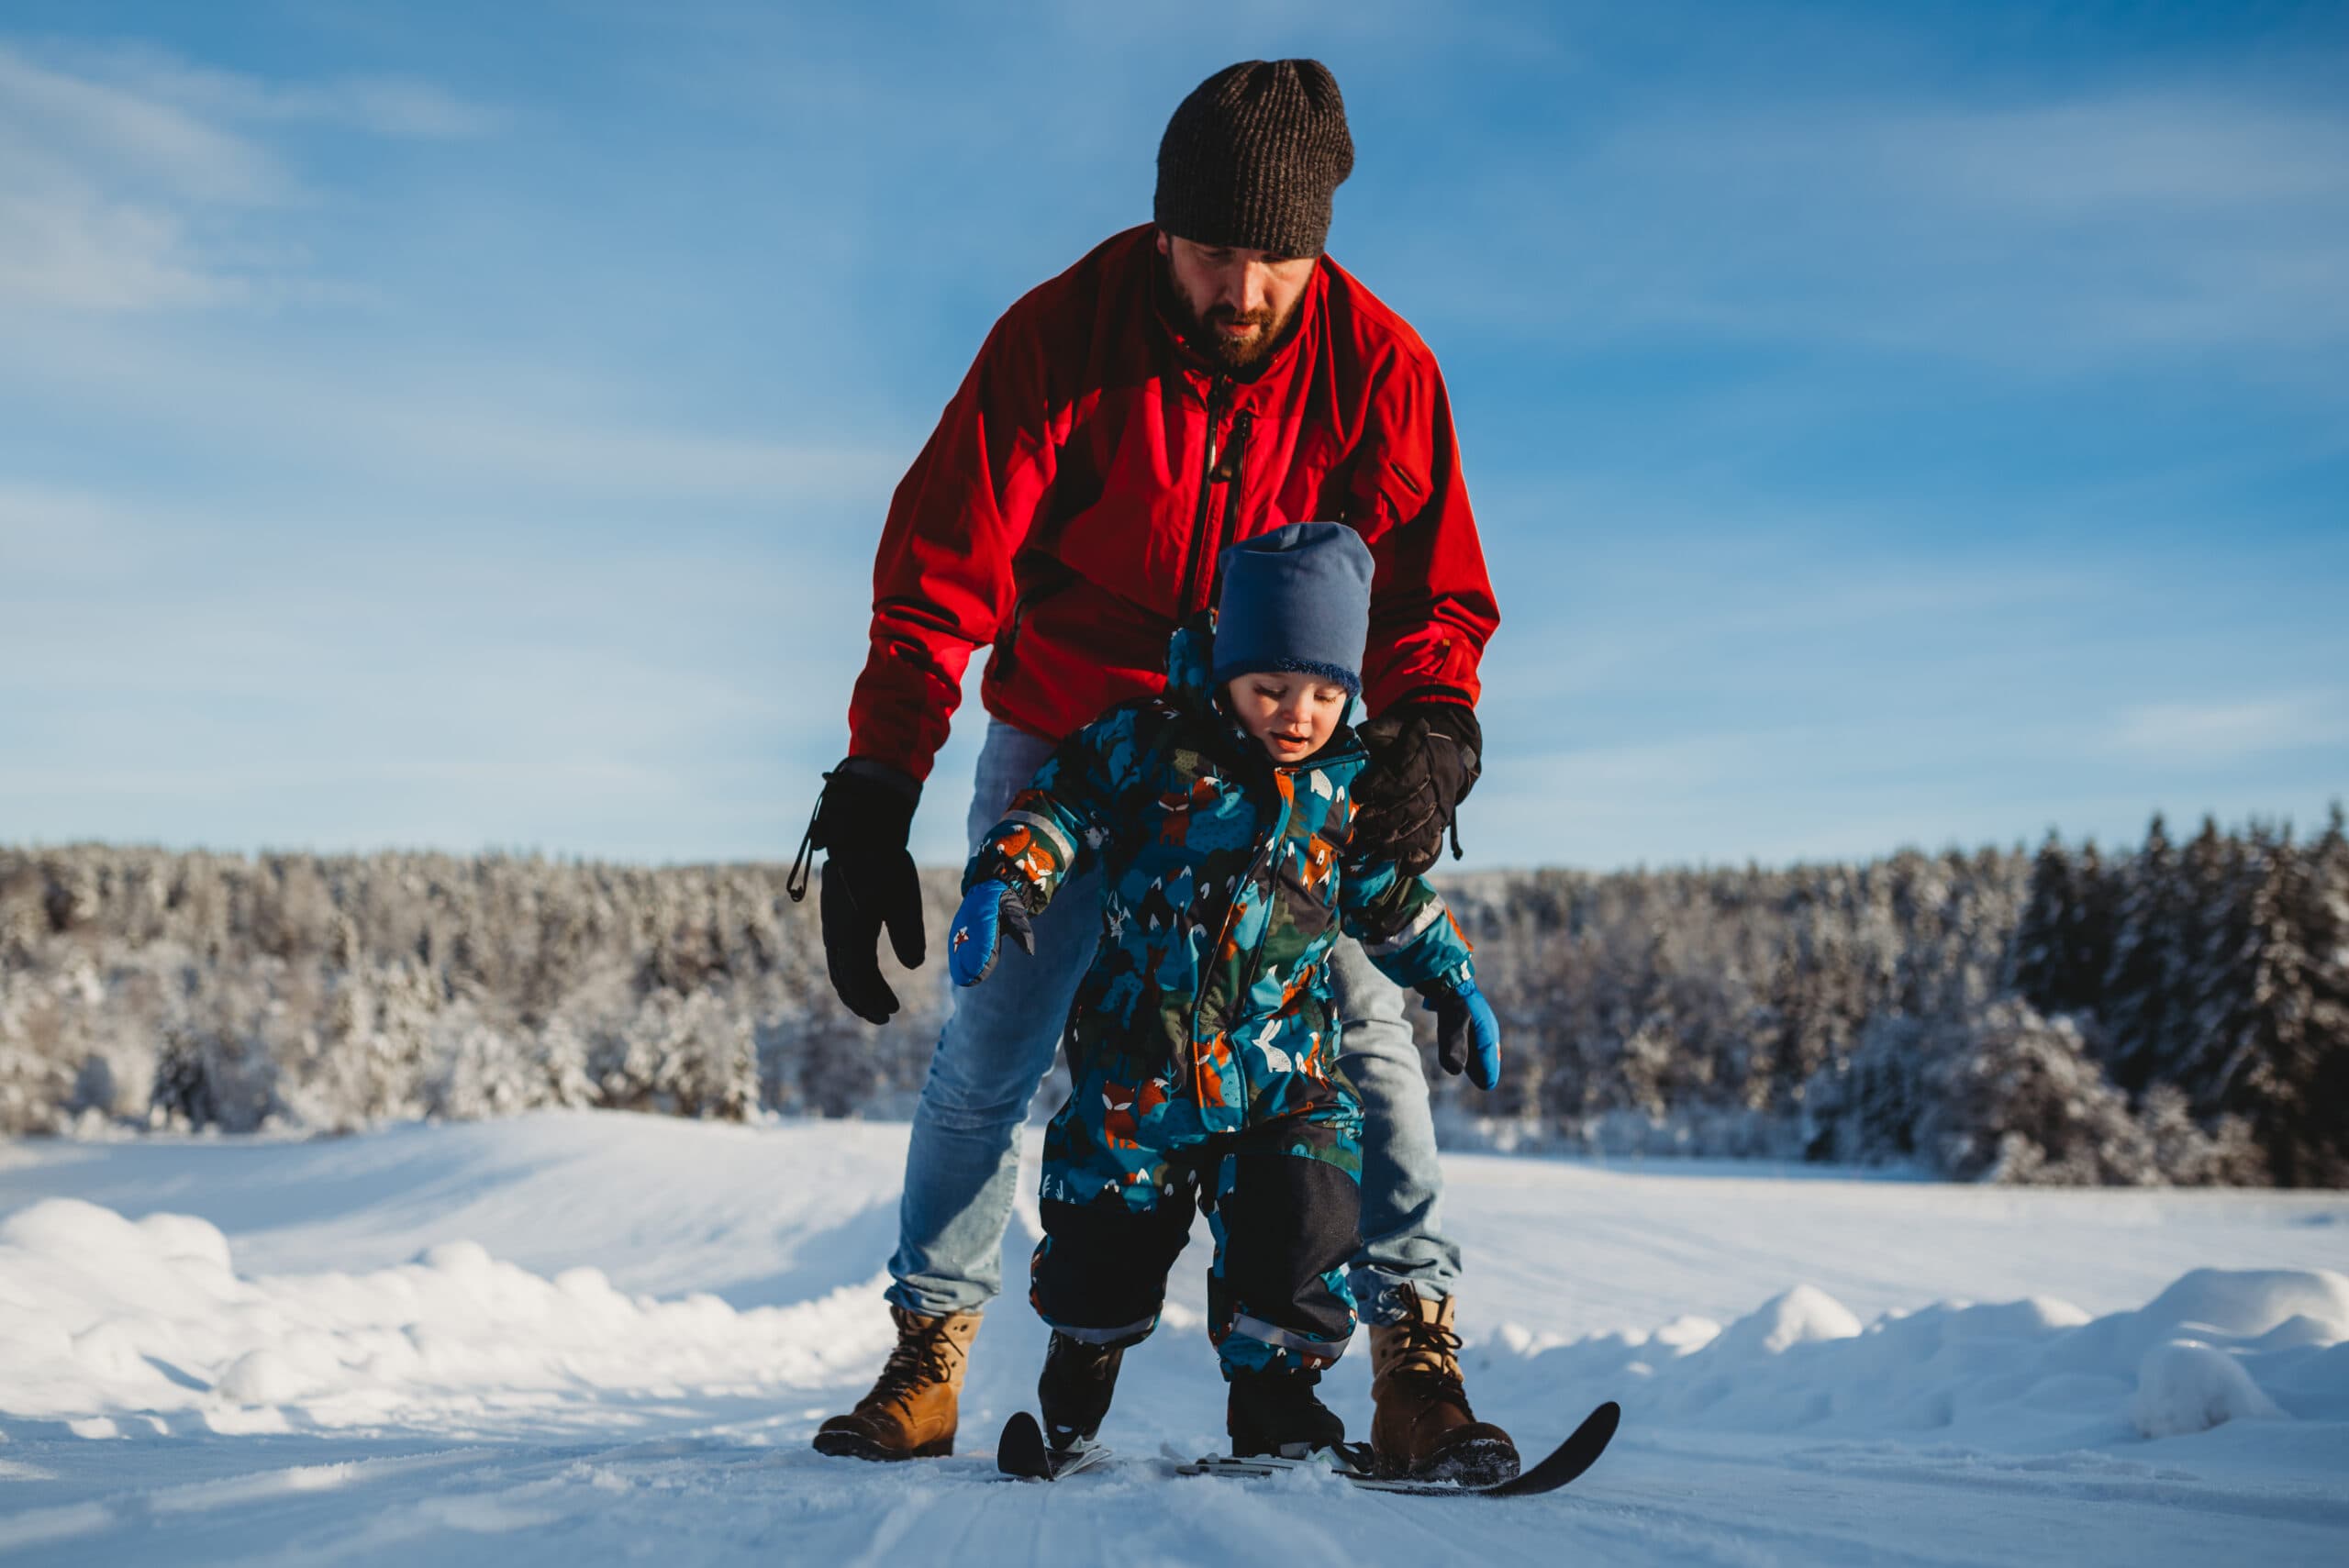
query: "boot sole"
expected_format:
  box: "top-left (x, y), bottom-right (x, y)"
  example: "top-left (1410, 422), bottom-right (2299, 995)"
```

top-left (811, 1429), bottom-right (954, 1462)
top-left (1405, 1433), bottom-right (1520, 1488)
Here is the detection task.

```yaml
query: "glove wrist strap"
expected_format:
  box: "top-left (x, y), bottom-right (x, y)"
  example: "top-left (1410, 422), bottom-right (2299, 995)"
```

top-left (788, 757), bottom-right (923, 904)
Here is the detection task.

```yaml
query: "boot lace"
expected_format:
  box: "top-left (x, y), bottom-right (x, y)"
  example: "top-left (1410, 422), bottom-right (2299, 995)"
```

top-left (866, 1321), bottom-right (960, 1411)
top-left (1386, 1315), bottom-right (1467, 1399)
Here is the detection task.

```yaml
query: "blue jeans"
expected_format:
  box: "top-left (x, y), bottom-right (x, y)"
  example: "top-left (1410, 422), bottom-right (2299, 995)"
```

top-left (886, 720), bottom-right (1463, 1326)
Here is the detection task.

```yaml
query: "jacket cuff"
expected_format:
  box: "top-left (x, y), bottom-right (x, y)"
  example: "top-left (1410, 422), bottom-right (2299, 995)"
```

top-left (1414, 962), bottom-right (1478, 1001)
top-left (836, 755), bottom-right (921, 806)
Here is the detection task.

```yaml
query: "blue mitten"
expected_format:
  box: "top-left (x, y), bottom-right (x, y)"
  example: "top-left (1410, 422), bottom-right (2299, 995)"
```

top-left (1425, 981), bottom-right (1502, 1091)
top-left (948, 880), bottom-right (1034, 987)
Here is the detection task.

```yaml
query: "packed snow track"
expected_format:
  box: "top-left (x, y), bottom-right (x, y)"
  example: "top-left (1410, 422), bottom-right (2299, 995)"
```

top-left (2, 1112), bottom-right (2344, 1565)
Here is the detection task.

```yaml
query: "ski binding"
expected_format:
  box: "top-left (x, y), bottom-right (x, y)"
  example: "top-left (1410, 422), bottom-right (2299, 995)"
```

top-left (997, 1410), bottom-right (1114, 1482)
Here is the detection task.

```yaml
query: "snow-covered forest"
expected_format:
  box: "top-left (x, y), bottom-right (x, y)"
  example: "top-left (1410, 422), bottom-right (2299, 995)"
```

top-left (3, 808), bottom-right (2343, 1186)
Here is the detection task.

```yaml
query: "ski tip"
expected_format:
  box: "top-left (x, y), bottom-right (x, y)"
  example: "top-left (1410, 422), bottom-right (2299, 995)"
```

top-left (1552, 1400), bottom-right (1620, 1469)
top-left (1453, 1399), bottom-right (1624, 1499)
top-left (997, 1410), bottom-right (1048, 1479)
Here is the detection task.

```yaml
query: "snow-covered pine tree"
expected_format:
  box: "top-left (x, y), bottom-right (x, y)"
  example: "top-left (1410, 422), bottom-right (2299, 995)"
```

top-left (2218, 829), bottom-right (2343, 1185)
top-left (2137, 1083), bottom-right (2267, 1186)
top-left (1920, 999), bottom-right (2156, 1186)
top-left (535, 1016), bottom-right (597, 1108)
top-left (2099, 814), bottom-right (2185, 1094)
top-left (2063, 841), bottom-right (2119, 1021)
top-left (2170, 816), bottom-right (2252, 1116)
top-left (1800, 1012), bottom-right (1931, 1167)
top-left (2008, 834), bottom-right (2076, 1014)
top-left (150, 1002), bottom-right (280, 1133)
top-left (427, 1012), bottom-right (545, 1121)
top-left (2299, 804), bottom-right (2349, 1182)
top-left (0, 970), bottom-right (74, 1134)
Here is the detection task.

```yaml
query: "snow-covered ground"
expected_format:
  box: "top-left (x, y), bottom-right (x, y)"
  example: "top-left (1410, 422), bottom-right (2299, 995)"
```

top-left (3, 1113), bottom-right (2346, 1565)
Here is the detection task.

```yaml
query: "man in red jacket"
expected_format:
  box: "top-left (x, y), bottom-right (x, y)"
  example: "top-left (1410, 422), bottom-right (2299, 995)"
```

top-left (797, 60), bottom-right (1507, 1481)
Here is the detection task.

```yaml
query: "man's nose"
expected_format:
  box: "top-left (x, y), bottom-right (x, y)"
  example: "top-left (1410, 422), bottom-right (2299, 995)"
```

top-left (1215, 261), bottom-right (1268, 315)
top-left (1237, 261), bottom-right (1272, 315)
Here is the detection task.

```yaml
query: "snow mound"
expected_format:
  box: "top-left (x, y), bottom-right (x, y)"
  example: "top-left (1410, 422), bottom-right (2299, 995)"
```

top-left (2132, 1340), bottom-right (2285, 1438)
top-left (1712, 1284), bottom-right (1863, 1356)
top-left (0, 1198), bottom-right (895, 1436)
top-left (1508, 1265), bottom-right (2348, 1465)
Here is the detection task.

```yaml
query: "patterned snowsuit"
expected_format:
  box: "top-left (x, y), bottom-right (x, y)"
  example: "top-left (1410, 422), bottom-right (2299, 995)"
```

top-left (965, 621), bottom-right (1476, 1376)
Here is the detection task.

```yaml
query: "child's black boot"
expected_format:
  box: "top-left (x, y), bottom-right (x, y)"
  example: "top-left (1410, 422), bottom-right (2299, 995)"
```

top-left (1227, 1365), bottom-right (1346, 1458)
top-left (1038, 1331), bottom-right (1126, 1451)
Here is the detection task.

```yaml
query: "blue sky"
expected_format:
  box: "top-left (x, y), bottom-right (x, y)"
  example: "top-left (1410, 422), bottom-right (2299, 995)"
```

top-left (3, 0), bottom-right (2343, 870)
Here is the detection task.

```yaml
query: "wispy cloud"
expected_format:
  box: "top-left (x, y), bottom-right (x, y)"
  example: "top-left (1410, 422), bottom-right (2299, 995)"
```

top-left (2105, 694), bottom-right (2349, 765)
top-left (0, 479), bottom-right (863, 858)
top-left (0, 40), bottom-right (496, 311)
top-left (56, 41), bottom-right (507, 139)
top-left (0, 36), bottom-right (893, 504)
top-left (1, 310), bottom-right (904, 505)
top-left (1443, 84), bottom-right (2349, 373)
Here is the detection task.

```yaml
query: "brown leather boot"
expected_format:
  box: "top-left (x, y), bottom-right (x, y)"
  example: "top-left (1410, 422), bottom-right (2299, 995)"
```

top-left (1368, 1285), bottom-right (1520, 1485)
top-left (812, 1306), bottom-right (982, 1461)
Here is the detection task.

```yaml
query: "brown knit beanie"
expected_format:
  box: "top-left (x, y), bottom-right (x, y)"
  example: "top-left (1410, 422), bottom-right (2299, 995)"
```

top-left (1154, 60), bottom-right (1354, 256)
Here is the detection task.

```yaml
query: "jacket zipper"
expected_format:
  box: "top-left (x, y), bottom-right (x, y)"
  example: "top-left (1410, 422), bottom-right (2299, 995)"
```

top-left (1208, 409), bottom-right (1255, 601)
top-left (1181, 376), bottom-right (1235, 615)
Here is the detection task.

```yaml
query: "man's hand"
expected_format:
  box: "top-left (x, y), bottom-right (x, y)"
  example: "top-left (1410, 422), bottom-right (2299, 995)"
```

top-left (947, 880), bottom-right (1034, 987)
top-left (790, 760), bottom-right (926, 1025)
top-left (1352, 701), bottom-right (1482, 875)
top-left (1425, 980), bottom-right (1502, 1091)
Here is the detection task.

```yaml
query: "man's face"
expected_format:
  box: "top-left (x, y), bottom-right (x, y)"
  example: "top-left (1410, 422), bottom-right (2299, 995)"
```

top-left (1224, 671), bottom-right (1349, 764)
top-left (1158, 231), bottom-right (1317, 373)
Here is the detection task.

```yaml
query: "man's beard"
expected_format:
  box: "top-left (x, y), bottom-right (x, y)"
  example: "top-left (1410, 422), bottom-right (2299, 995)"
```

top-left (1176, 293), bottom-right (1297, 373)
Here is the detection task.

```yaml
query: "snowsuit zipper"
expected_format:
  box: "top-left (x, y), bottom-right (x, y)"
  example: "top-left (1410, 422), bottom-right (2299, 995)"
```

top-left (1184, 762), bottom-right (1294, 1112)
top-left (1188, 838), bottom-right (1275, 1111)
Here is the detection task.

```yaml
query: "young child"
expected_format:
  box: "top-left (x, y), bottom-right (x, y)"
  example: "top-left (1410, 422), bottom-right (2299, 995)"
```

top-left (945, 521), bottom-right (1503, 1464)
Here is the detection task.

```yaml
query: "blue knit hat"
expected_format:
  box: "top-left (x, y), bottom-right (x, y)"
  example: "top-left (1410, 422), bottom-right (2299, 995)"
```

top-left (1211, 521), bottom-right (1373, 696)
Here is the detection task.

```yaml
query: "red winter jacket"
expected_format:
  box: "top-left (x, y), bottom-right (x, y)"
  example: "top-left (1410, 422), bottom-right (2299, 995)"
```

top-left (846, 224), bottom-right (1499, 783)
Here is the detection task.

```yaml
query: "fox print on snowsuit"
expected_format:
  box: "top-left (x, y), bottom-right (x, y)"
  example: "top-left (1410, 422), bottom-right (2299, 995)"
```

top-left (965, 617), bottom-right (1476, 1377)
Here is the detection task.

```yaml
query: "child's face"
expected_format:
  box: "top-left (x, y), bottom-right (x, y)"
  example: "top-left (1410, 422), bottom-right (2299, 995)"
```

top-left (1224, 673), bottom-right (1349, 764)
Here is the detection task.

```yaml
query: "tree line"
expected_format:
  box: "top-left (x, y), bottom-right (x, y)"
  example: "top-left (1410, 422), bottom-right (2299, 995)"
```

top-left (1, 808), bottom-right (2340, 1184)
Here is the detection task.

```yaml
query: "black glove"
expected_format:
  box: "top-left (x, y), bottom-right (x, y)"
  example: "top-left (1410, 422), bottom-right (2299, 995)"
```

top-left (787, 759), bottom-right (925, 1025)
top-left (1351, 701), bottom-right (1483, 876)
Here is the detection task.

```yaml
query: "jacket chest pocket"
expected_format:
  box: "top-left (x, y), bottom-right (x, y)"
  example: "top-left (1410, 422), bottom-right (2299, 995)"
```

top-left (1276, 428), bottom-right (1350, 528)
top-left (1272, 847), bottom-right (1337, 947)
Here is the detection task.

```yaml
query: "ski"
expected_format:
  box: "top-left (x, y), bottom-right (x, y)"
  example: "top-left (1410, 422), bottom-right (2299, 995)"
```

top-left (996, 1410), bottom-right (1115, 1482)
top-left (1174, 1400), bottom-right (1619, 1499)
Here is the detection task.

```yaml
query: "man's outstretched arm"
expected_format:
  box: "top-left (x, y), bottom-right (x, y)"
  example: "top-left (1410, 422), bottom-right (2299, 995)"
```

top-left (848, 303), bottom-right (1063, 784)
top-left (792, 301), bottom-right (1062, 1024)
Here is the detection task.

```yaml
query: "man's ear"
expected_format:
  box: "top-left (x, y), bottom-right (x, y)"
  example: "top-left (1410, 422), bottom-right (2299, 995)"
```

top-left (1154, 228), bottom-right (1172, 258)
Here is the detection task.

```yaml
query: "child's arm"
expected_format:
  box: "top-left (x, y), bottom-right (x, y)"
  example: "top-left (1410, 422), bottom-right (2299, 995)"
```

top-left (966, 711), bottom-right (1135, 906)
top-left (948, 710), bottom-right (1138, 986)
top-left (1338, 860), bottom-right (1500, 1089)
top-left (1337, 859), bottom-right (1473, 994)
